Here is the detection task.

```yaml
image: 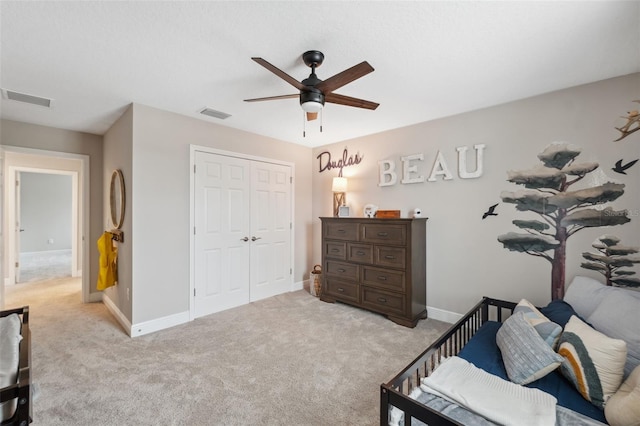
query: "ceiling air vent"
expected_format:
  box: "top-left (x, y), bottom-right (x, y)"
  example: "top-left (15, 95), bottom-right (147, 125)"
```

top-left (199, 107), bottom-right (231, 120)
top-left (1, 89), bottom-right (53, 108)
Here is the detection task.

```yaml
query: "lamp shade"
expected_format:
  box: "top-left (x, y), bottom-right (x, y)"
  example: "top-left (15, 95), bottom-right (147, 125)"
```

top-left (332, 177), bottom-right (347, 193)
top-left (301, 101), bottom-right (323, 113)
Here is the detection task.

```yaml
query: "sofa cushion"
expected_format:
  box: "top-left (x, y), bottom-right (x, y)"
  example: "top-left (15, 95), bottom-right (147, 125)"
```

top-left (496, 311), bottom-right (564, 385)
top-left (588, 290), bottom-right (640, 379)
top-left (605, 365), bottom-right (640, 426)
top-left (558, 315), bottom-right (627, 408)
top-left (564, 275), bottom-right (640, 318)
top-left (0, 313), bottom-right (22, 422)
top-left (513, 299), bottom-right (562, 348)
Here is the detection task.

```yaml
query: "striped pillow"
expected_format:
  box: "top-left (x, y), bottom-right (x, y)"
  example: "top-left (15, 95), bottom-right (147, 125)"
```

top-left (558, 315), bottom-right (627, 408)
top-left (514, 299), bottom-right (562, 348)
top-left (496, 311), bottom-right (564, 385)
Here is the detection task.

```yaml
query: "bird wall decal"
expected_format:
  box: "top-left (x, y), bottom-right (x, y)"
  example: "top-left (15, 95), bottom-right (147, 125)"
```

top-left (614, 101), bottom-right (640, 141)
top-left (612, 159), bottom-right (639, 175)
top-left (482, 203), bottom-right (498, 219)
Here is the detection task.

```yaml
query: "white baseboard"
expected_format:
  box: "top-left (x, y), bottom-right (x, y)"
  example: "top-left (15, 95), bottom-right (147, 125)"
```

top-left (102, 293), bottom-right (132, 335)
top-left (130, 310), bottom-right (190, 337)
top-left (427, 306), bottom-right (462, 324)
top-left (103, 293), bottom-right (192, 337)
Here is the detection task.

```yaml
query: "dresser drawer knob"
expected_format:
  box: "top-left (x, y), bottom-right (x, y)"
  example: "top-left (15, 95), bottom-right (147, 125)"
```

top-left (356, 251), bottom-right (366, 256)
top-left (377, 276), bottom-right (387, 281)
top-left (338, 287), bottom-right (345, 292)
top-left (384, 255), bottom-right (396, 259)
top-left (330, 248), bottom-right (340, 252)
top-left (377, 297), bottom-right (387, 303)
top-left (377, 232), bottom-right (388, 237)
top-left (337, 229), bottom-right (346, 233)
top-left (337, 268), bottom-right (346, 273)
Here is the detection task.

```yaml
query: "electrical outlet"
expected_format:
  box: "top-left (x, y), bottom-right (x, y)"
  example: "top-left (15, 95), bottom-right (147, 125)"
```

top-left (47, 238), bottom-right (54, 244)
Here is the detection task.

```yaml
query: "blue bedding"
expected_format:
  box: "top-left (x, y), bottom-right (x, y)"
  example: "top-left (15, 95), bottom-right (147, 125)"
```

top-left (457, 321), bottom-right (606, 424)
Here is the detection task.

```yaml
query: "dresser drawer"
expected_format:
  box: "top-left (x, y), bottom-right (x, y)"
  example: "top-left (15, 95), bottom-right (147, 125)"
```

top-left (324, 242), bottom-right (346, 260)
top-left (347, 243), bottom-right (373, 264)
top-left (362, 266), bottom-right (405, 291)
top-left (361, 224), bottom-right (407, 245)
top-left (324, 279), bottom-right (359, 303)
top-left (324, 221), bottom-right (359, 241)
top-left (375, 246), bottom-right (406, 269)
top-left (361, 286), bottom-right (405, 316)
top-left (325, 260), bottom-right (359, 281)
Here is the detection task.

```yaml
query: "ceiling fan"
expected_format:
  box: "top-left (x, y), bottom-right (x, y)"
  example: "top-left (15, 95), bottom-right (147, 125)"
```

top-left (244, 50), bottom-right (379, 122)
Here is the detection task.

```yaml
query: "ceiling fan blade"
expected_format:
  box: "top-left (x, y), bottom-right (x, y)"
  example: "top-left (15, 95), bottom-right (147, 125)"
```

top-left (306, 112), bottom-right (318, 121)
top-left (325, 93), bottom-right (379, 110)
top-left (251, 57), bottom-right (306, 91)
top-left (315, 61), bottom-right (374, 94)
top-left (244, 94), bottom-right (299, 102)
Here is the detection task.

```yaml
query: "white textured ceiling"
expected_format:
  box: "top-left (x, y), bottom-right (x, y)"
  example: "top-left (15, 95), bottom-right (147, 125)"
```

top-left (1, 1), bottom-right (639, 148)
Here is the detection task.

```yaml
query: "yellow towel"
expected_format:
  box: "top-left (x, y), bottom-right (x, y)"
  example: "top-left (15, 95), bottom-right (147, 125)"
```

top-left (97, 232), bottom-right (118, 291)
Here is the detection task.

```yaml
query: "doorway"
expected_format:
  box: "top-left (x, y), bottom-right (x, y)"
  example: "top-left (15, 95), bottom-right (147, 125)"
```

top-left (191, 147), bottom-right (294, 319)
top-left (2, 147), bottom-right (90, 304)
top-left (16, 171), bottom-right (75, 283)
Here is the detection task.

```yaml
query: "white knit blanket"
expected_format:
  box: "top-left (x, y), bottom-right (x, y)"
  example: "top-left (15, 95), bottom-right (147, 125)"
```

top-left (420, 356), bottom-right (557, 426)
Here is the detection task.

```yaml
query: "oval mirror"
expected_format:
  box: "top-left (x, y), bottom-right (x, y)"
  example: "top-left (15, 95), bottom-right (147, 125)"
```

top-left (110, 169), bottom-right (126, 229)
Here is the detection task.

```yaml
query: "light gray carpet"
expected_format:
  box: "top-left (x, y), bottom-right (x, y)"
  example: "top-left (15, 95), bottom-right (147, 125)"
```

top-left (18, 250), bottom-right (72, 283)
top-left (5, 278), bottom-right (450, 426)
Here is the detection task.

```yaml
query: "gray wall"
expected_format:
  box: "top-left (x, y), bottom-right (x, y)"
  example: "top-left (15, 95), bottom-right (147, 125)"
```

top-left (1, 119), bottom-right (103, 296)
top-left (312, 73), bottom-right (640, 316)
top-left (100, 104), bottom-right (314, 326)
top-left (102, 105), bottom-right (133, 321)
top-left (20, 172), bottom-right (72, 252)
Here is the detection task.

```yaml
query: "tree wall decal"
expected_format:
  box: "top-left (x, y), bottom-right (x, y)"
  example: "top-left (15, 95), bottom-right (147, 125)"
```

top-left (498, 142), bottom-right (631, 300)
top-left (581, 235), bottom-right (640, 288)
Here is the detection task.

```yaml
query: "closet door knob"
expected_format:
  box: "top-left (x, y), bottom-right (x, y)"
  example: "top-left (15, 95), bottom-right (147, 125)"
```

top-left (251, 236), bottom-right (262, 241)
top-left (241, 237), bottom-right (249, 242)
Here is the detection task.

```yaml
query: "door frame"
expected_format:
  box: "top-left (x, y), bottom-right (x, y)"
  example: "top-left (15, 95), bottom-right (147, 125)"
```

top-left (2, 146), bottom-right (90, 303)
top-left (189, 145), bottom-right (295, 321)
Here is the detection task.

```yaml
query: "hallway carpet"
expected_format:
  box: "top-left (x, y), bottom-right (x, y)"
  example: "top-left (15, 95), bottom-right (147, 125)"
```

top-left (5, 278), bottom-right (450, 426)
top-left (18, 250), bottom-right (72, 283)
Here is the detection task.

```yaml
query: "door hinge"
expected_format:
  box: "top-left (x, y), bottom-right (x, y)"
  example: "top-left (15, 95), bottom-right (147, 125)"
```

top-left (194, 226), bottom-right (196, 235)
top-left (194, 288), bottom-right (196, 297)
top-left (194, 164), bottom-right (196, 173)
top-left (15, 180), bottom-right (19, 187)
top-left (15, 262), bottom-right (19, 268)
top-left (290, 268), bottom-right (292, 275)
top-left (290, 176), bottom-right (292, 184)
top-left (290, 222), bottom-right (292, 230)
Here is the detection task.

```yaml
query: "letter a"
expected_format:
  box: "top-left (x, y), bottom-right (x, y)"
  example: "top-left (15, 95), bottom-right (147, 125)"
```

top-left (427, 151), bottom-right (453, 181)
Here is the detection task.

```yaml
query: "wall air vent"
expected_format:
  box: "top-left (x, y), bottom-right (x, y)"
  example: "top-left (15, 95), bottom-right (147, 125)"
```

top-left (199, 107), bottom-right (231, 120)
top-left (1, 89), bottom-right (53, 108)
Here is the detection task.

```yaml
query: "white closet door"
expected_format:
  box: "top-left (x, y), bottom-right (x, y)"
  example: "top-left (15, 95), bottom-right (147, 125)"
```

top-left (194, 151), bottom-right (292, 318)
top-left (194, 152), bottom-right (251, 318)
top-left (249, 161), bottom-right (292, 301)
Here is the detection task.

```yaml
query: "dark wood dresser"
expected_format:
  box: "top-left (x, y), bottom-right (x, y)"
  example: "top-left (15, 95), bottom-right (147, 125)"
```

top-left (319, 217), bottom-right (427, 327)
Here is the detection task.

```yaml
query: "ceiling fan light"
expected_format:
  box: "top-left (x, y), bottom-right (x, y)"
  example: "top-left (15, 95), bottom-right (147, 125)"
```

top-left (300, 89), bottom-right (325, 113)
top-left (301, 101), bottom-right (323, 113)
